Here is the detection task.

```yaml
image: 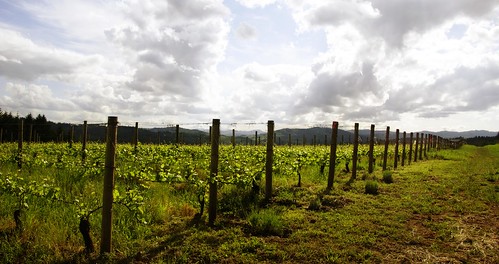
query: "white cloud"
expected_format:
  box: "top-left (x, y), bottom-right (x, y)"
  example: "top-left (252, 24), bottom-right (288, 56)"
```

top-left (203, 62), bottom-right (313, 123)
top-left (277, 0), bottom-right (499, 128)
top-left (0, 27), bottom-right (99, 81)
top-left (105, 0), bottom-right (230, 99)
top-left (235, 0), bottom-right (278, 8)
top-left (0, 82), bottom-right (77, 111)
top-left (0, 0), bottom-right (498, 131)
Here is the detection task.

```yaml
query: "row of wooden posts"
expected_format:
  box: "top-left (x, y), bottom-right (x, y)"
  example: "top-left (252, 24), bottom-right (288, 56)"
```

top-left (5, 118), bottom-right (429, 146)
top-left (11, 117), bottom-right (455, 253)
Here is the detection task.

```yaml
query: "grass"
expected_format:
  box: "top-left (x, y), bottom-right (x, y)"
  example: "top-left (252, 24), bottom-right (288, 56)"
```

top-left (1, 144), bottom-right (498, 263)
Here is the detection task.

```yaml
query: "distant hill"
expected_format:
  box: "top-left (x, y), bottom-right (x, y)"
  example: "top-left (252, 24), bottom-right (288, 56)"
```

top-left (422, 130), bottom-right (497, 139)
top-left (1, 109), bottom-right (496, 145)
top-left (274, 127), bottom-right (353, 145)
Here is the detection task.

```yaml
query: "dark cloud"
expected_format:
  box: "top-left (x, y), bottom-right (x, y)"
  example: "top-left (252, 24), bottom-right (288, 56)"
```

top-left (428, 63), bottom-right (499, 112)
top-left (295, 62), bottom-right (383, 113)
top-left (369, 0), bottom-right (499, 46)
top-left (297, 0), bottom-right (499, 47)
top-left (383, 62), bottom-right (499, 118)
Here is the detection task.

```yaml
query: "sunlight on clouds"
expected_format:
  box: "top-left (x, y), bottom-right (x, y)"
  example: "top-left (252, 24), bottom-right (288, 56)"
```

top-left (0, 0), bottom-right (498, 130)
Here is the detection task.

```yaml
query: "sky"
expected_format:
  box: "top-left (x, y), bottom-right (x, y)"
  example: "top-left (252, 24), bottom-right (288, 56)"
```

top-left (0, 0), bottom-right (498, 132)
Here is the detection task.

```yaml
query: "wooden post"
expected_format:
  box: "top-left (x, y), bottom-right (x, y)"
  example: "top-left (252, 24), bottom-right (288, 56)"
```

top-left (368, 124), bottom-right (375, 173)
top-left (265, 121), bottom-right (274, 201)
top-left (401, 131), bottom-right (406, 166)
top-left (414, 133), bottom-right (419, 162)
top-left (327, 121), bottom-right (339, 191)
top-left (208, 119), bottom-right (220, 226)
top-left (408, 132), bottom-right (413, 165)
top-left (17, 119), bottom-right (23, 169)
top-left (419, 133), bottom-right (424, 161)
top-left (101, 116), bottom-right (118, 254)
top-left (254, 131), bottom-right (258, 146)
top-left (351, 123), bottom-right (359, 181)
top-left (382, 126), bottom-right (390, 171)
top-left (232, 129), bottom-right (236, 147)
top-left (133, 122), bottom-right (139, 151)
top-left (82, 121), bottom-right (88, 163)
top-left (175, 125), bottom-right (180, 144)
top-left (394, 129), bottom-right (399, 169)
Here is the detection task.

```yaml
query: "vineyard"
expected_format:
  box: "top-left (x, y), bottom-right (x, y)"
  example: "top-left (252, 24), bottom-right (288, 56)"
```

top-left (1, 118), bottom-right (497, 263)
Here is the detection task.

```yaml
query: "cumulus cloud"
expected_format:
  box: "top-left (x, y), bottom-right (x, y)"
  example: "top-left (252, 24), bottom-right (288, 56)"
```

top-left (290, 0), bottom-right (499, 47)
top-left (0, 82), bottom-right (77, 111)
top-left (294, 62), bottom-right (384, 115)
top-left (0, 0), bottom-right (498, 130)
top-left (105, 0), bottom-right (230, 99)
top-left (0, 27), bottom-right (97, 81)
top-left (208, 62), bottom-right (313, 123)
top-left (368, 0), bottom-right (499, 47)
top-left (279, 0), bottom-right (499, 126)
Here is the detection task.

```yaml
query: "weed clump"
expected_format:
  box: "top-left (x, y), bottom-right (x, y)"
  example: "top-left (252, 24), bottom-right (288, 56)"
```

top-left (247, 209), bottom-right (285, 236)
top-left (382, 171), bottom-right (393, 184)
top-left (365, 181), bottom-right (379, 195)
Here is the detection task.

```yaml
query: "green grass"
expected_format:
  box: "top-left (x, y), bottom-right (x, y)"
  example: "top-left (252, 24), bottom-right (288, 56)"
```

top-left (1, 144), bottom-right (498, 263)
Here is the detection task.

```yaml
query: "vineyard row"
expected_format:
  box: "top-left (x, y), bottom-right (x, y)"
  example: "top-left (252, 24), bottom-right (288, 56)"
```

top-left (1, 116), bottom-right (460, 254)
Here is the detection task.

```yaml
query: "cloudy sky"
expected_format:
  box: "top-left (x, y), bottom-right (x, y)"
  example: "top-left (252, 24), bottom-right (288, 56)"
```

top-left (1, 0), bottom-right (498, 131)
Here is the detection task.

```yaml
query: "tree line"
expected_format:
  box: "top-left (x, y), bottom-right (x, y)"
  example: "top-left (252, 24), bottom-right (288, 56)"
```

top-left (0, 109), bottom-right (55, 142)
top-left (0, 109), bottom-right (208, 144)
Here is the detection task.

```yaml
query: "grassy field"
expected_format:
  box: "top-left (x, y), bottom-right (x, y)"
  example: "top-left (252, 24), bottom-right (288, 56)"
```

top-left (1, 144), bottom-right (498, 263)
